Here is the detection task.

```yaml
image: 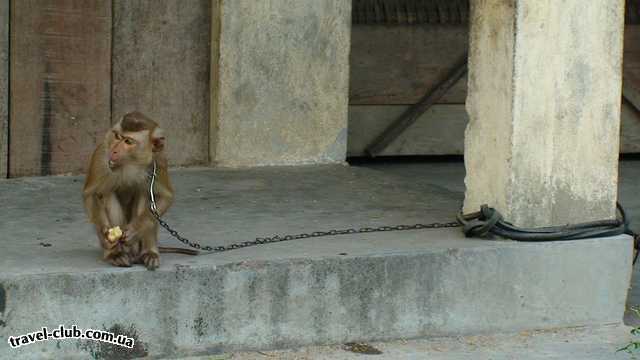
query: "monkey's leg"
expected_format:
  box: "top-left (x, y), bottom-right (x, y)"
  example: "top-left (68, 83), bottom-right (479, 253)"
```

top-left (136, 221), bottom-right (160, 270)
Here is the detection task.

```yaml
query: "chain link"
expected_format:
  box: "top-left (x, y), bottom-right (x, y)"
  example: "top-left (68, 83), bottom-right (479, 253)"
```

top-left (152, 210), bottom-right (460, 253)
top-left (148, 161), bottom-right (461, 253)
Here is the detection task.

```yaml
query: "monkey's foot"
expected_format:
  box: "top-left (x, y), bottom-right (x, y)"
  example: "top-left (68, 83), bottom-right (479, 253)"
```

top-left (141, 253), bottom-right (160, 271)
top-left (106, 252), bottom-right (132, 267)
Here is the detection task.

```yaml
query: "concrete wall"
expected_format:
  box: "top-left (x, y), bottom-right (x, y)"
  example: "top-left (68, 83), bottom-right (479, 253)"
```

top-left (211, 0), bottom-right (351, 167)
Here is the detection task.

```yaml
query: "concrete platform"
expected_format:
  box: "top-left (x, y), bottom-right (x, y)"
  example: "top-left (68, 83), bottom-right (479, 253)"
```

top-left (0, 161), bottom-right (635, 359)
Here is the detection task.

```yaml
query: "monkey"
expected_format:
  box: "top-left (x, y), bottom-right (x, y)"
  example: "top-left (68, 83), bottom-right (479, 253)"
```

top-left (83, 111), bottom-right (197, 270)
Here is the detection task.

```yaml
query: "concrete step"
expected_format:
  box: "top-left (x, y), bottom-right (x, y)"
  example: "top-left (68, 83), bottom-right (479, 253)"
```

top-left (0, 232), bottom-right (632, 359)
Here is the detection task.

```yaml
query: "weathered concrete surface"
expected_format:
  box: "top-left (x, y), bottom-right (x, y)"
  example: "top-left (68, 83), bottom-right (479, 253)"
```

top-left (178, 325), bottom-right (635, 360)
top-left (0, 0), bottom-right (7, 179)
top-left (212, 0), bottom-right (351, 167)
top-left (113, 0), bottom-right (211, 167)
top-left (0, 163), bottom-right (634, 359)
top-left (463, 0), bottom-right (625, 227)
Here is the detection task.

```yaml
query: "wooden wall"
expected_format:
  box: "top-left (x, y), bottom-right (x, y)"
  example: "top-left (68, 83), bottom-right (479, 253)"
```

top-left (625, 25), bottom-right (640, 111)
top-left (3, 3), bottom-right (640, 176)
top-left (9, 0), bottom-right (112, 177)
top-left (6, 0), bottom-right (210, 178)
top-left (350, 25), bottom-right (467, 105)
top-left (347, 24), bottom-right (640, 156)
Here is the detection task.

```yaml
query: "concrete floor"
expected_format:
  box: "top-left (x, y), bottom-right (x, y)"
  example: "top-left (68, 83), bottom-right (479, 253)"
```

top-left (1, 159), bottom-right (639, 359)
top-left (176, 325), bottom-right (635, 360)
top-left (0, 161), bottom-right (464, 275)
top-left (3, 159), bottom-right (636, 278)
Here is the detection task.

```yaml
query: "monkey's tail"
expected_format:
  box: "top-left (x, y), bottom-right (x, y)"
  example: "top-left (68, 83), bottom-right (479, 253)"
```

top-left (158, 246), bottom-right (199, 256)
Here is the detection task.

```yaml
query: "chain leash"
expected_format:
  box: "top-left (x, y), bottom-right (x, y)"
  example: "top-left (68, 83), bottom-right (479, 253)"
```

top-left (153, 212), bottom-right (461, 253)
top-left (148, 161), bottom-right (461, 253)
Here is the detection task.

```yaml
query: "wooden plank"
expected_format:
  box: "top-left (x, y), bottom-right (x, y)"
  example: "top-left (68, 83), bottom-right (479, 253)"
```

top-left (620, 102), bottom-right (640, 153)
top-left (349, 25), bottom-right (468, 105)
top-left (365, 55), bottom-right (467, 156)
top-left (0, 0), bottom-right (8, 178)
top-left (624, 68), bottom-right (640, 112)
top-left (350, 25), bottom-right (636, 106)
top-left (113, 0), bottom-right (211, 167)
top-left (348, 104), bottom-right (468, 156)
top-left (624, 26), bottom-right (640, 113)
top-left (10, 0), bottom-right (112, 177)
top-left (622, 24), bottom-right (640, 146)
top-left (626, 25), bottom-right (640, 60)
top-left (348, 104), bottom-right (640, 156)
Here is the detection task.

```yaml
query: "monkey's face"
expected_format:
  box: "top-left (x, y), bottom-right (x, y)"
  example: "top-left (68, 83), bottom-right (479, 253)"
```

top-left (106, 129), bottom-right (153, 170)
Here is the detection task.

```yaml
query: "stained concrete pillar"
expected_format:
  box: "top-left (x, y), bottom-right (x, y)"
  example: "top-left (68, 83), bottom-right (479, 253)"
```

top-left (463, 0), bottom-right (625, 227)
top-left (210, 0), bottom-right (351, 167)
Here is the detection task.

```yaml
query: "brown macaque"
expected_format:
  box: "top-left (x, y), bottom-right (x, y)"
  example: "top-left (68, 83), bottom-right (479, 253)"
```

top-left (83, 111), bottom-right (197, 270)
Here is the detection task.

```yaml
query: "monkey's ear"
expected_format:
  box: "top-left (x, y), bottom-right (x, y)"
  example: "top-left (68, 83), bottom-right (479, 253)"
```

top-left (151, 127), bottom-right (165, 152)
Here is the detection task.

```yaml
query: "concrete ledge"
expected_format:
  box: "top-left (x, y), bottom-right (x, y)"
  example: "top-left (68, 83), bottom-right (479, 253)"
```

top-left (0, 164), bottom-right (634, 359)
top-left (0, 233), bottom-right (632, 359)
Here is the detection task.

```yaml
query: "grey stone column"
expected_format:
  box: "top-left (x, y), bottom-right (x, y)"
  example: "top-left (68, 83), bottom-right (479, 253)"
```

top-left (210, 0), bottom-right (351, 167)
top-left (463, 0), bottom-right (625, 227)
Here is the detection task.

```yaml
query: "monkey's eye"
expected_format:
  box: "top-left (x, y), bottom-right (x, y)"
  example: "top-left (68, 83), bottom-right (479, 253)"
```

top-left (124, 138), bottom-right (136, 145)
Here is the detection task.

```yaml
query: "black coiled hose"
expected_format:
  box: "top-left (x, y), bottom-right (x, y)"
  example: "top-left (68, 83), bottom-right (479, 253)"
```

top-left (458, 203), bottom-right (639, 263)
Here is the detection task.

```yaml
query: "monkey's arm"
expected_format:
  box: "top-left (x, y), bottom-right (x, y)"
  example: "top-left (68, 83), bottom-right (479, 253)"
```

top-left (83, 144), bottom-right (110, 225)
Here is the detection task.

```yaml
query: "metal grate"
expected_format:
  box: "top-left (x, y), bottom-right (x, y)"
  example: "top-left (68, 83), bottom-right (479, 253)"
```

top-left (352, 0), bottom-right (469, 25)
top-left (352, 0), bottom-right (640, 25)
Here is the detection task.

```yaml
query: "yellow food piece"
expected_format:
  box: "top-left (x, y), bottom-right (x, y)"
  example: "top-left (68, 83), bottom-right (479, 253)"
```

top-left (107, 226), bottom-right (123, 242)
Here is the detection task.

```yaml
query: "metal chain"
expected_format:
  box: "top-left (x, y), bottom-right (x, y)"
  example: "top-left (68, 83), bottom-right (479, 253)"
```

top-left (148, 160), bottom-right (461, 253)
top-left (152, 211), bottom-right (461, 253)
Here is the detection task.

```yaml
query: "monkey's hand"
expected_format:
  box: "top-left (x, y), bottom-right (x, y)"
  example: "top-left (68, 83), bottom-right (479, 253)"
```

top-left (107, 226), bottom-right (123, 242)
top-left (103, 226), bottom-right (127, 249)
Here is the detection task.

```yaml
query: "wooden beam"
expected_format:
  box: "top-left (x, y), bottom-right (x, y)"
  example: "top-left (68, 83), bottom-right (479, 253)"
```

top-left (365, 54), bottom-right (468, 157)
top-left (0, 0), bottom-right (8, 178)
